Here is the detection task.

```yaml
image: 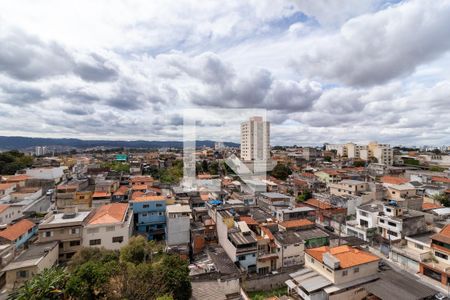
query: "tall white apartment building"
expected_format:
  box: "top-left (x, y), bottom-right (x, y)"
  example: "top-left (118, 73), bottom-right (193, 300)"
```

top-left (326, 141), bottom-right (393, 165)
top-left (240, 116), bottom-right (270, 161)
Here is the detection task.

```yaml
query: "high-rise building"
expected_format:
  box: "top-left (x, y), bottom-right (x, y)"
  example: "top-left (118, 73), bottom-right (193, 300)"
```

top-left (240, 116), bottom-right (270, 161)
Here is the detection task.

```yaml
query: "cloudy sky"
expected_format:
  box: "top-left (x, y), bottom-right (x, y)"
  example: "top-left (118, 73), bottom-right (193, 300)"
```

top-left (0, 0), bottom-right (449, 146)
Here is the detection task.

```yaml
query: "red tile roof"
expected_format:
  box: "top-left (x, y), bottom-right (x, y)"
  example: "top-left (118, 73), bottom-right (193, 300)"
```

top-left (131, 191), bottom-right (145, 200)
top-left (130, 176), bottom-right (154, 183)
top-left (260, 226), bottom-right (274, 241)
top-left (0, 219), bottom-right (35, 241)
top-left (0, 204), bottom-right (10, 214)
top-left (380, 176), bottom-right (409, 185)
top-left (0, 183), bottom-right (15, 191)
top-left (88, 203), bottom-right (128, 225)
top-left (92, 191), bottom-right (111, 198)
top-left (132, 195), bottom-right (166, 202)
top-left (240, 216), bottom-right (258, 226)
top-left (432, 177), bottom-right (450, 184)
top-left (113, 185), bottom-right (129, 196)
top-left (131, 184), bottom-right (148, 191)
top-left (305, 245), bottom-right (379, 269)
top-left (304, 198), bottom-right (332, 210)
top-left (2, 175), bottom-right (30, 182)
top-left (280, 219), bottom-right (314, 229)
top-left (422, 202), bottom-right (443, 211)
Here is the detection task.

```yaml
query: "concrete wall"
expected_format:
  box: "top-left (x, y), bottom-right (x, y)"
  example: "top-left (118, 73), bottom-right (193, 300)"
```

top-left (0, 206), bottom-right (22, 225)
top-left (83, 216), bottom-right (132, 250)
top-left (243, 271), bottom-right (292, 292)
top-left (166, 214), bottom-right (190, 246)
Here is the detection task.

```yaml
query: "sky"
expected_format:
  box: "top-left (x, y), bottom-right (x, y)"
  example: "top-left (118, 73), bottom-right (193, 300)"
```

top-left (0, 0), bottom-right (449, 146)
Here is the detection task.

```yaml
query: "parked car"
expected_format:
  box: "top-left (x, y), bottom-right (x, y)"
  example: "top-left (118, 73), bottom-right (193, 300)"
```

top-left (324, 225), bottom-right (335, 232)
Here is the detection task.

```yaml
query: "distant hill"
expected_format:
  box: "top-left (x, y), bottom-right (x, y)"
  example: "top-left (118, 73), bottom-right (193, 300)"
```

top-left (0, 136), bottom-right (239, 150)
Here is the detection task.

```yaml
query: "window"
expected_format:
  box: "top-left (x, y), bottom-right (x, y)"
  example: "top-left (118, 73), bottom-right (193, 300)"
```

top-left (360, 211), bottom-right (368, 217)
top-left (106, 226), bottom-right (115, 232)
top-left (386, 208), bottom-right (392, 212)
top-left (142, 213), bottom-right (148, 217)
top-left (43, 231), bottom-right (53, 238)
top-left (158, 212), bottom-right (163, 216)
top-left (310, 257), bottom-right (315, 263)
top-left (435, 251), bottom-right (448, 260)
top-left (380, 219), bottom-right (385, 223)
top-left (70, 240), bottom-right (80, 247)
top-left (156, 203), bottom-right (163, 207)
top-left (87, 228), bottom-right (99, 234)
top-left (387, 230), bottom-right (398, 237)
top-left (388, 222), bottom-right (396, 227)
top-left (89, 239), bottom-right (101, 246)
top-left (238, 256), bottom-right (245, 261)
top-left (143, 204), bottom-right (149, 209)
top-left (342, 270), bottom-right (348, 276)
top-left (415, 243), bottom-right (424, 250)
top-left (354, 267), bottom-right (359, 273)
top-left (70, 228), bottom-right (79, 235)
top-left (112, 236), bottom-right (124, 243)
top-left (392, 191), bottom-right (396, 194)
top-left (17, 270), bottom-right (28, 278)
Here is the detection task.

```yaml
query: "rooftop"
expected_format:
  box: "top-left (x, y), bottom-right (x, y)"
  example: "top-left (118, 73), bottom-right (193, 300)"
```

top-left (260, 192), bottom-right (291, 199)
top-left (303, 198), bottom-right (332, 210)
top-left (0, 219), bottom-right (35, 241)
top-left (166, 204), bottom-right (191, 214)
top-left (132, 195), bottom-right (165, 202)
top-left (2, 241), bottom-right (58, 272)
top-left (305, 245), bottom-right (379, 269)
top-left (280, 219), bottom-right (314, 229)
top-left (381, 176), bottom-right (409, 185)
top-left (88, 203), bottom-right (129, 225)
top-left (42, 211), bottom-right (92, 226)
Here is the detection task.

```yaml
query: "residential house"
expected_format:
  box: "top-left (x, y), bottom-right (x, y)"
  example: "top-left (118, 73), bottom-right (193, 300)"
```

top-left (131, 195), bottom-right (166, 241)
top-left (0, 183), bottom-right (16, 200)
top-left (329, 180), bottom-right (369, 197)
top-left (286, 245), bottom-right (379, 300)
top-left (420, 225), bottom-right (450, 286)
top-left (0, 219), bottom-right (37, 249)
top-left (346, 204), bottom-right (381, 241)
top-left (377, 204), bottom-right (427, 241)
top-left (23, 167), bottom-right (66, 183)
top-left (216, 209), bottom-right (257, 272)
top-left (0, 204), bottom-right (22, 226)
top-left (314, 169), bottom-right (341, 184)
top-left (390, 231), bottom-right (433, 272)
top-left (276, 206), bottom-right (316, 223)
top-left (1, 241), bottom-right (58, 290)
top-left (166, 204), bottom-right (191, 247)
top-left (257, 192), bottom-right (292, 212)
top-left (83, 203), bottom-right (133, 250)
top-left (38, 208), bottom-right (92, 261)
top-left (92, 191), bottom-right (112, 208)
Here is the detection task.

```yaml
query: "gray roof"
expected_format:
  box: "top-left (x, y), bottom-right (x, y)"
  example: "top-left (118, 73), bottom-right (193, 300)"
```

top-left (207, 246), bottom-right (240, 276)
top-left (364, 270), bottom-right (437, 300)
top-left (260, 192), bottom-right (291, 199)
top-left (2, 242), bottom-right (58, 271)
top-left (229, 231), bottom-right (256, 245)
top-left (358, 204), bottom-right (382, 213)
top-left (293, 228), bottom-right (329, 241)
top-left (406, 231), bottom-right (434, 245)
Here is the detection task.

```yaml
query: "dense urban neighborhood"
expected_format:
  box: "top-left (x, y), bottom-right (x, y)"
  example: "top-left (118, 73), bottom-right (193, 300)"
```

top-left (0, 116), bottom-right (448, 299)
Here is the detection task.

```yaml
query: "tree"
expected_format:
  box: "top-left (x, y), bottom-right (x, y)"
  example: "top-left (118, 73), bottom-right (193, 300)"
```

top-left (353, 160), bottom-right (365, 167)
top-left (0, 150), bottom-right (34, 175)
top-left (201, 160), bottom-right (208, 173)
top-left (271, 163), bottom-right (292, 180)
top-left (66, 260), bottom-right (118, 299)
top-left (158, 255), bottom-right (192, 300)
top-left (7, 267), bottom-right (68, 300)
top-left (208, 161), bottom-right (219, 175)
top-left (323, 156), bottom-right (332, 162)
top-left (296, 190), bottom-right (312, 202)
top-left (433, 193), bottom-right (450, 207)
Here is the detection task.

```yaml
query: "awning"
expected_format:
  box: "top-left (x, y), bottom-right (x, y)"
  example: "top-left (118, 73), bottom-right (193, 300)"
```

top-left (285, 279), bottom-right (297, 289)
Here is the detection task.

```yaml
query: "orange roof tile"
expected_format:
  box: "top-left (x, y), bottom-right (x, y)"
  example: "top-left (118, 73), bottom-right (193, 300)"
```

top-left (113, 185), bottom-right (129, 196)
top-left (197, 174), bottom-right (213, 179)
top-left (422, 202), bottom-right (443, 211)
top-left (305, 245), bottom-right (379, 269)
top-left (280, 219), bottom-right (314, 229)
top-left (131, 184), bottom-right (148, 191)
top-left (130, 176), bottom-right (154, 183)
top-left (304, 198), bottom-right (332, 210)
top-left (432, 176), bottom-right (450, 184)
top-left (0, 183), bottom-right (15, 191)
top-left (132, 195), bottom-right (165, 202)
top-left (92, 191), bottom-right (111, 198)
top-left (131, 191), bottom-right (145, 200)
top-left (432, 225), bottom-right (450, 245)
top-left (380, 176), bottom-right (409, 185)
top-left (2, 175), bottom-right (30, 182)
top-left (240, 216), bottom-right (258, 226)
top-left (301, 173), bottom-right (315, 178)
top-left (88, 203), bottom-right (128, 225)
top-left (260, 226), bottom-right (274, 240)
top-left (200, 193), bottom-right (209, 201)
top-left (0, 219), bottom-right (35, 241)
top-left (0, 204), bottom-right (10, 214)
top-left (321, 169), bottom-right (340, 176)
